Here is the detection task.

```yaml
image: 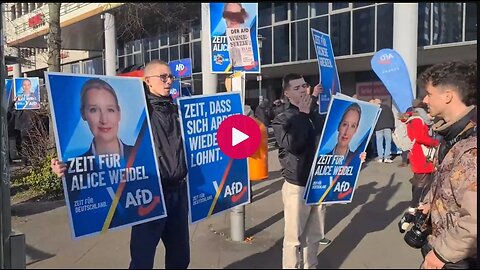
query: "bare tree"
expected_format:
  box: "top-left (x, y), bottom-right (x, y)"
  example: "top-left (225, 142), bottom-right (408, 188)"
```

top-left (112, 3), bottom-right (200, 42)
top-left (47, 3), bottom-right (61, 72)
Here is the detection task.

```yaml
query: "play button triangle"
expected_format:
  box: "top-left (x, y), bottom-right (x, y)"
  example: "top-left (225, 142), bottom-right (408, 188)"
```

top-left (232, 127), bottom-right (249, 147)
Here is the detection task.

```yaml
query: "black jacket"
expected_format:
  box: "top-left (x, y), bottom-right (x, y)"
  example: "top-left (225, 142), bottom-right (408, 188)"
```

top-left (375, 103), bottom-right (395, 131)
top-left (271, 100), bottom-right (325, 187)
top-left (145, 92), bottom-right (187, 190)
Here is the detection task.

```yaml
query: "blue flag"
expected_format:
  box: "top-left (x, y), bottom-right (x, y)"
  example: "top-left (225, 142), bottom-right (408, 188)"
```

top-left (371, 49), bottom-right (414, 113)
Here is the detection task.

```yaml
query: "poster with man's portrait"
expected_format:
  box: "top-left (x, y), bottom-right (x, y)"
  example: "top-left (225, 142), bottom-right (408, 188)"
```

top-left (45, 72), bottom-right (166, 239)
top-left (14, 77), bottom-right (41, 110)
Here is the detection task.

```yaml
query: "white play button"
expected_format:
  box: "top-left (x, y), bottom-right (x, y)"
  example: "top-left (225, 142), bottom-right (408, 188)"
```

top-left (232, 127), bottom-right (249, 147)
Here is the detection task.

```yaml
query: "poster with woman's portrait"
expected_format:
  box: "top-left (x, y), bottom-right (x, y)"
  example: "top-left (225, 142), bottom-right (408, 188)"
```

top-left (209, 3), bottom-right (260, 73)
top-left (304, 94), bottom-right (381, 205)
top-left (14, 77), bottom-right (41, 110)
top-left (45, 72), bottom-right (166, 239)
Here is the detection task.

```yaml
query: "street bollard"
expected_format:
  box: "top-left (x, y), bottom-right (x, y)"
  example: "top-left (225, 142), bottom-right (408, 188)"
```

top-left (230, 205), bottom-right (245, 241)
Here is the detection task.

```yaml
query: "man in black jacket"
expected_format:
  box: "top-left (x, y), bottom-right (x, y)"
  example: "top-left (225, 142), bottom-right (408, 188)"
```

top-left (128, 59), bottom-right (189, 269)
top-left (51, 60), bottom-right (190, 269)
top-left (271, 73), bottom-right (329, 269)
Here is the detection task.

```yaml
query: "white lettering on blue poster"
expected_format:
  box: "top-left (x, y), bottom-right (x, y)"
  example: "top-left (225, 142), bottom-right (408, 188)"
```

top-left (210, 3), bottom-right (260, 74)
top-left (14, 77), bottom-right (41, 110)
top-left (169, 58), bottom-right (192, 79)
top-left (311, 28), bottom-right (341, 114)
top-left (45, 72), bottom-right (166, 239)
top-left (304, 94), bottom-right (381, 205)
top-left (177, 92), bottom-right (250, 223)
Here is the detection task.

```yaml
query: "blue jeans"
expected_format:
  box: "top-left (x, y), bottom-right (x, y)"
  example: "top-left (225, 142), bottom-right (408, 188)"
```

top-left (375, 128), bottom-right (392, 160)
top-left (129, 184), bottom-right (190, 269)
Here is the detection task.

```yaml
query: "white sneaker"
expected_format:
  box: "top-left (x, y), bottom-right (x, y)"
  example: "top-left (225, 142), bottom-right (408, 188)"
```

top-left (384, 158), bottom-right (393, 163)
top-left (376, 158), bottom-right (383, 163)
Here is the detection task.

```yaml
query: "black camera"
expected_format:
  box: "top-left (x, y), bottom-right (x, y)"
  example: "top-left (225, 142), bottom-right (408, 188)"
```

top-left (403, 211), bottom-right (432, 249)
top-left (398, 211), bottom-right (416, 233)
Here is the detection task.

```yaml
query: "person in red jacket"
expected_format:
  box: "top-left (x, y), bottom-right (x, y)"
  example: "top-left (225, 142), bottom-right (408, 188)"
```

top-left (398, 102), bottom-right (439, 232)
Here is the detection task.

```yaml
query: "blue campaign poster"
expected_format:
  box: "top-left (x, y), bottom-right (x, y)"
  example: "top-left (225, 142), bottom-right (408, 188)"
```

top-left (169, 58), bottom-right (192, 79)
top-left (177, 92), bottom-right (250, 223)
top-left (304, 94), bottom-right (381, 205)
top-left (14, 77), bottom-right (41, 110)
top-left (45, 72), bottom-right (166, 239)
top-left (371, 49), bottom-right (414, 113)
top-left (210, 3), bottom-right (260, 74)
top-left (311, 28), bottom-right (341, 114)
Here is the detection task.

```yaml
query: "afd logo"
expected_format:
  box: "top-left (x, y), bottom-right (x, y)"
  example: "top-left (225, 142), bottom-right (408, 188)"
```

top-left (176, 63), bottom-right (188, 77)
top-left (213, 180), bottom-right (247, 203)
top-left (377, 53), bottom-right (394, 65)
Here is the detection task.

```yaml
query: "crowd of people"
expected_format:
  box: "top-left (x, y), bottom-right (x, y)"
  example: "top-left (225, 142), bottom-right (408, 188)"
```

top-left (45, 59), bottom-right (476, 269)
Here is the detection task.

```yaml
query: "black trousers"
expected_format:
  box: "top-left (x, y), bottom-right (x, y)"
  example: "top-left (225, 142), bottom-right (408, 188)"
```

top-left (129, 184), bottom-right (190, 269)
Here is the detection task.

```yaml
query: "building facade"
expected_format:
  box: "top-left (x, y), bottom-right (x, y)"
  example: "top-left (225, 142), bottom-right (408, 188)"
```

top-left (5, 3), bottom-right (477, 107)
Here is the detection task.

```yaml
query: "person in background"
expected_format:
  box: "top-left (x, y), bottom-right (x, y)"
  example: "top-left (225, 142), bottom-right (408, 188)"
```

top-left (372, 98), bottom-right (395, 163)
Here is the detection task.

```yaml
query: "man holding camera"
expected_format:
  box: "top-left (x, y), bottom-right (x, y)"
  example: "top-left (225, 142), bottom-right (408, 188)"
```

top-left (417, 61), bottom-right (477, 269)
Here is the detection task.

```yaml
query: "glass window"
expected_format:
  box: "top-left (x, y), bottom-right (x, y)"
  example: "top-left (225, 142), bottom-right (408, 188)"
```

top-left (29, 3), bottom-right (35, 12)
top-left (293, 3), bottom-right (309, 20)
top-left (259, 3), bottom-right (272, 27)
top-left (377, 4), bottom-right (393, 50)
top-left (274, 3), bottom-right (288, 22)
top-left (150, 38), bottom-right (159, 50)
top-left (192, 25), bottom-right (201, 39)
top-left (330, 12), bottom-right (351, 56)
top-left (159, 34), bottom-right (168, 46)
top-left (118, 57), bottom-right (125, 70)
top-left (16, 4), bottom-right (22, 17)
top-left (22, 3), bottom-right (28, 14)
top-left (160, 48), bottom-right (169, 62)
top-left (418, 3), bottom-right (431, 46)
top-left (273, 24), bottom-right (289, 63)
top-left (151, 50), bottom-right (159, 61)
top-left (310, 16), bottom-right (328, 59)
top-left (259, 28), bottom-right (272, 65)
top-left (125, 42), bottom-right (133, 54)
top-left (353, 7), bottom-right (375, 54)
top-left (432, 3), bottom-right (463, 45)
top-left (134, 53), bottom-right (143, 65)
top-left (71, 63), bottom-right (81, 74)
top-left (127, 55), bottom-right (134, 67)
top-left (465, 3), bottom-right (477, 41)
top-left (292, 20), bottom-right (309, 61)
top-left (133, 40), bottom-right (142, 52)
top-left (311, 3), bottom-right (328, 17)
top-left (169, 46), bottom-right (179, 61)
top-left (10, 5), bottom-right (16, 20)
top-left (144, 51), bottom-right (150, 64)
top-left (180, 44), bottom-right (190, 59)
top-left (193, 41), bottom-right (201, 73)
top-left (36, 3), bottom-right (43, 9)
top-left (169, 32), bottom-right (179, 45)
top-left (92, 57), bottom-right (104, 75)
top-left (332, 3), bottom-right (349, 11)
top-left (353, 3), bottom-right (374, 8)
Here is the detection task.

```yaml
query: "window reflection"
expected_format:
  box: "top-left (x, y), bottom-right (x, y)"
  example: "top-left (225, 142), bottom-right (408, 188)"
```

top-left (418, 3), bottom-right (431, 46)
top-left (465, 3), bottom-right (477, 41)
top-left (274, 24), bottom-right (289, 63)
top-left (330, 13), bottom-right (351, 56)
top-left (432, 3), bottom-right (463, 44)
top-left (377, 4), bottom-right (393, 50)
top-left (353, 7), bottom-right (375, 54)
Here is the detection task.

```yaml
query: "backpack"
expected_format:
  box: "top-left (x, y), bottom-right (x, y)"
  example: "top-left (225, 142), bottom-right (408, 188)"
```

top-left (392, 120), bottom-right (414, 151)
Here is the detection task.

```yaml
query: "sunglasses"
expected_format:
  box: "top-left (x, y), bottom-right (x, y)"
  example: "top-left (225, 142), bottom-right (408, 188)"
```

top-left (147, 74), bottom-right (176, 82)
